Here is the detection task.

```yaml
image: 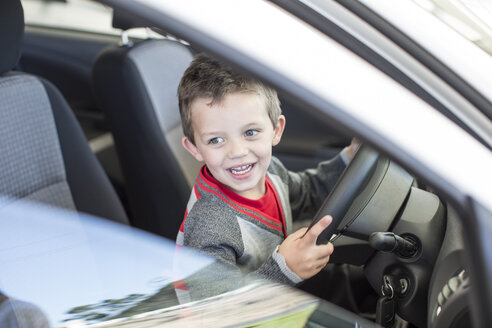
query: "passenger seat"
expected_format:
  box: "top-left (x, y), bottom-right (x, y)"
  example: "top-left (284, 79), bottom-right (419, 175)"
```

top-left (0, 0), bottom-right (128, 224)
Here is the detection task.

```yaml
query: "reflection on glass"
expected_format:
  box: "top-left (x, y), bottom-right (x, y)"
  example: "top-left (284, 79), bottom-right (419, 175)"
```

top-left (413, 0), bottom-right (492, 55)
top-left (0, 199), bottom-right (213, 326)
top-left (0, 291), bottom-right (50, 328)
top-left (0, 199), bottom-right (378, 328)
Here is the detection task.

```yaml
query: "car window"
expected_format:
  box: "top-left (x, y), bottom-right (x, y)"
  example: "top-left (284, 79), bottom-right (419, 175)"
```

top-left (0, 199), bottom-right (377, 328)
top-left (21, 0), bottom-right (116, 34)
top-left (412, 0), bottom-right (492, 56)
top-left (21, 0), bottom-right (161, 39)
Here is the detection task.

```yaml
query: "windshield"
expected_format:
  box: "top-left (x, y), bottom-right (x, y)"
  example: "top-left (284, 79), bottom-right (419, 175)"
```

top-left (20, 0), bottom-right (163, 39)
top-left (413, 0), bottom-right (492, 56)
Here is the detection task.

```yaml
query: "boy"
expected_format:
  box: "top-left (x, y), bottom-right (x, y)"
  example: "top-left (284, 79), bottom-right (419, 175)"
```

top-left (177, 54), bottom-right (357, 286)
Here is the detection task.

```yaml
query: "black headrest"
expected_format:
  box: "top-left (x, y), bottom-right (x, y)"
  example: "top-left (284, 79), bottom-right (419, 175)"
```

top-left (0, 0), bottom-right (24, 74)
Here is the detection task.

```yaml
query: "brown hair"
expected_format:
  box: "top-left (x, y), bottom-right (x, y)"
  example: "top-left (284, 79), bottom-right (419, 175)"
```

top-left (178, 53), bottom-right (281, 144)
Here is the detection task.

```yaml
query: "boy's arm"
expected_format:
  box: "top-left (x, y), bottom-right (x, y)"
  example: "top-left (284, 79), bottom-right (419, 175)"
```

top-left (178, 212), bottom-right (336, 304)
top-left (271, 138), bottom-right (360, 222)
top-left (181, 205), bottom-right (305, 289)
top-left (269, 153), bottom-right (346, 221)
top-left (174, 247), bottom-right (300, 304)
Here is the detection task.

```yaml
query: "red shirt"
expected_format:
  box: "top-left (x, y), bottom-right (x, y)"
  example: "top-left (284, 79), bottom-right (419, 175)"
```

top-left (201, 165), bottom-right (287, 236)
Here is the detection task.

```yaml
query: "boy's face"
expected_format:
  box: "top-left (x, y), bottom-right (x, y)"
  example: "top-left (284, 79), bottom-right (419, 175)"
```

top-left (182, 92), bottom-right (285, 199)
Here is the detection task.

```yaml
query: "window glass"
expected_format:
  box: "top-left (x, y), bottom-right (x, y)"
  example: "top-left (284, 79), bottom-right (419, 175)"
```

top-left (21, 0), bottom-right (161, 39)
top-left (412, 0), bottom-right (492, 55)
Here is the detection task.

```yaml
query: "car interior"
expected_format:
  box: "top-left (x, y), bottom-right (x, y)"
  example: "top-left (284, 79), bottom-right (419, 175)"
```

top-left (91, 10), bottom-right (201, 240)
top-left (16, 1), bottom-right (349, 240)
top-left (1, 0), bottom-right (474, 327)
top-left (0, 0), bottom-right (127, 225)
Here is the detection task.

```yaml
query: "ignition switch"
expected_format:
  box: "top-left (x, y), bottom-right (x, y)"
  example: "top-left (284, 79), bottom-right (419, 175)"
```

top-left (384, 274), bottom-right (410, 297)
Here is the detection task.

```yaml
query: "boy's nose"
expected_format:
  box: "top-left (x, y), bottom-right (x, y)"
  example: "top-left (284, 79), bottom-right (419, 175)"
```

top-left (228, 139), bottom-right (248, 158)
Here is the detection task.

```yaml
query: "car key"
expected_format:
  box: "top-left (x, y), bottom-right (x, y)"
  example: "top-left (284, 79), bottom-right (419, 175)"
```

top-left (377, 276), bottom-right (396, 328)
top-left (376, 294), bottom-right (396, 328)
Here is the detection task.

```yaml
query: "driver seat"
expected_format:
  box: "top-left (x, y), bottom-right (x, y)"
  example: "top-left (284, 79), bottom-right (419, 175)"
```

top-left (91, 11), bottom-right (199, 239)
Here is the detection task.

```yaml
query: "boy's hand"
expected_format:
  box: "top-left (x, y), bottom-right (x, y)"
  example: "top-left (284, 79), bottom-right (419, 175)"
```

top-left (278, 215), bottom-right (334, 280)
top-left (345, 137), bottom-right (361, 161)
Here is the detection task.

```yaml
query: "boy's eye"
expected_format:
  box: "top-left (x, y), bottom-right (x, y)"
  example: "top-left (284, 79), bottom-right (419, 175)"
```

top-left (244, 129), bottom-right (259, 137)
top-left (208, 137), bottom-right (224, 145)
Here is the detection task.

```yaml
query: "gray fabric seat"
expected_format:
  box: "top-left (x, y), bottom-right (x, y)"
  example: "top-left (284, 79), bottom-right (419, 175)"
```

top-left (0, 0), bottom-right (128, 224)
top-left (92, 17), bottom-right (200, 239)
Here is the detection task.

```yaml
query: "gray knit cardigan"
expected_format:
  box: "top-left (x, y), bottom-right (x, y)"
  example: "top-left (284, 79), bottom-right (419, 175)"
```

top-left (176, 154), bottom-right (347, 287)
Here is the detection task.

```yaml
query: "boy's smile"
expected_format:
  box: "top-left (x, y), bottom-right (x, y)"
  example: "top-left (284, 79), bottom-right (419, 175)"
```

top-left (182, 92), bottom-right (285, 199)
top-left (228, 163), bottom-right (254, 176)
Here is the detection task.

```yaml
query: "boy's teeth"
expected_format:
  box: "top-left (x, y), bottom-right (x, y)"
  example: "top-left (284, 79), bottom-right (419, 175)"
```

top-left (230, 164), bottom-right (253, 175)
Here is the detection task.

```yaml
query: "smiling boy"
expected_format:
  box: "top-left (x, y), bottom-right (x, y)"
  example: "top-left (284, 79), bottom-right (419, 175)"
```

top-left (177, 54), bottom-right (356, 285)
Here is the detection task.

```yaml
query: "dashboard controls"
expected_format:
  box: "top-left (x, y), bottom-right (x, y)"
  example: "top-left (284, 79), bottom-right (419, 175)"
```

top-left (435, 270), bottom-right (468, 311)
top-left (432, 269), bottom-right (470, 328)
top-left (369, 232), bottom-right (419, 258)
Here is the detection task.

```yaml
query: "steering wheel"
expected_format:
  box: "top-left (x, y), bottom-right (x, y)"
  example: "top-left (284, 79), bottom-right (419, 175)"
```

top-left (306, 144), bottom-right (380, 244)
top-left (306, 145), bottom-right (452, 328)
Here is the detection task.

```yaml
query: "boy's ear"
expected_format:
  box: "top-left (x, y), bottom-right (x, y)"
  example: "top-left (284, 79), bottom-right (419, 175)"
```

top-left (272, 115), bottom-right (286, 146)
top-left (182, 136), bottom-right (204, 162)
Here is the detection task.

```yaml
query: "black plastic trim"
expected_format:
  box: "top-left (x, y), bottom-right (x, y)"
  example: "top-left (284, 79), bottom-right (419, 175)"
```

top-left (460, 198), bottom-right (492, 328)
